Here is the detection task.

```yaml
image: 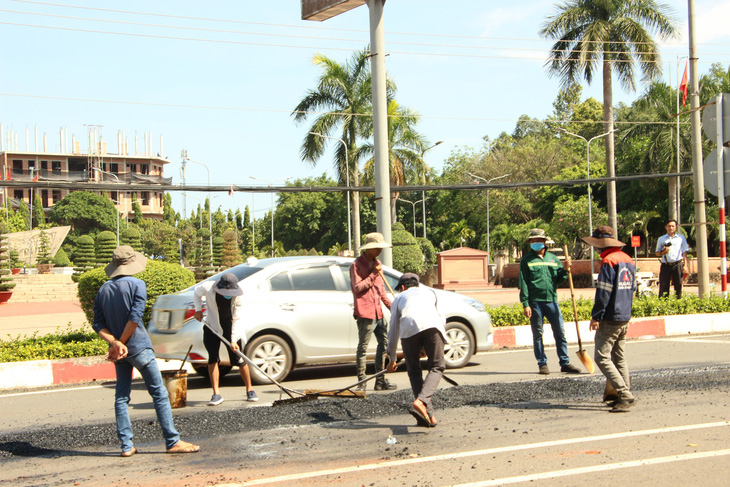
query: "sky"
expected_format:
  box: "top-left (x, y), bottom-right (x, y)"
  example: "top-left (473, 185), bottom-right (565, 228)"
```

top-left (2, 0), bottom-right (730, 221)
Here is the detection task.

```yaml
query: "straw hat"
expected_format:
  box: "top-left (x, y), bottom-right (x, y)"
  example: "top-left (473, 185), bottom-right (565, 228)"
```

top-left (581, 225), bottom-right (625, 248)
top-left (215, 272), bottom-right (244, 297)
top-left (105, 246), bottom-right (147, 278)
top-left (359, 232), bottom-right (392, 251)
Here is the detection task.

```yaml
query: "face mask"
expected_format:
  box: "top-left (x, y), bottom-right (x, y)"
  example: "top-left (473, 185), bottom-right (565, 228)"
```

top-left (530, 242), bottom-right (545, 251)
top-left (223, 295), bottom-right (233, 300)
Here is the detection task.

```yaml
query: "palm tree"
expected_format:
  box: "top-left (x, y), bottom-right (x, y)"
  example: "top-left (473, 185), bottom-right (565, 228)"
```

top-left (540, 0), bottom-right (678, 235)
top-left (292, 49), bottom-right (375, 253)
top-left (361, 100), bottom-right (426, 222)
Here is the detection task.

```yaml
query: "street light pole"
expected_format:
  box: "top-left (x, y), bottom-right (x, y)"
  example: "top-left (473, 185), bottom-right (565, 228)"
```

top-left (250, 177), bottom-right (292, 258)
top-left (466, 172), bottom-right (510, 261)
top-left (420, 141), bottom-right (443, 239)
top-left (92, 167), bottom-right (120, 246)
top-left (559, 128), bottom-right (616, 278)
top-left (397, 197), bottom-right (426, 237)
top-left (183, 156), bottom-right (212, 266)
top-left (310, 132), bottom-right (351, 253)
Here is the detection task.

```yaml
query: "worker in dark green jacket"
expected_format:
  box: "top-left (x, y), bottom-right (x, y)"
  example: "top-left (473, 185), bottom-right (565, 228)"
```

top-left (518, 228), bottom-right (581, 375)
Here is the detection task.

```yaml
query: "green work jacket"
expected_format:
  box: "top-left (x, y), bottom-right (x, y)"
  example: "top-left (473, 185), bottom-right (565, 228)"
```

top-left (518, 250), bottom-right (568, 307)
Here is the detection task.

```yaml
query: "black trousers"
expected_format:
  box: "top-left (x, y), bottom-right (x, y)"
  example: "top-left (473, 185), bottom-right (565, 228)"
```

top-left (659, 262), bottom-right (683, 298)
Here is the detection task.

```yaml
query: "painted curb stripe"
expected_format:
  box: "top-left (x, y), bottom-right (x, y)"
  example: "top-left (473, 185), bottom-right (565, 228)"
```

top-left (51, 360), bottom-right (116, 385)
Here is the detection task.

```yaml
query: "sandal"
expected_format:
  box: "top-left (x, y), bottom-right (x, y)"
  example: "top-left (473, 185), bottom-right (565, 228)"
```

top-left (409, 409), bottom-right (432, 427)
top-left (166, 440), bottom-right (200, 454)
top-left (121, 447), bottom-right (137, 458)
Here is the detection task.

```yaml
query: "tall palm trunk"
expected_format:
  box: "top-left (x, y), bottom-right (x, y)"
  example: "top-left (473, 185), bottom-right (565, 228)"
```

top-left (349, 135), bottom-right (361, 254)
top-left (603, 54), bottom-right (617, 236)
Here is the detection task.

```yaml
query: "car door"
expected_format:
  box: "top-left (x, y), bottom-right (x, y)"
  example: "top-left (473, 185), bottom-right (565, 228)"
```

top-left (266, 263), bottom-right (356, 363)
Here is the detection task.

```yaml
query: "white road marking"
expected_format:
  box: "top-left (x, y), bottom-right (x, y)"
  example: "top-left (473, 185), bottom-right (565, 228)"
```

top-left (453, 449), bottom-right (730, 487)
top-left (0, 384), bottom-right (106, 398)
top-left (225, 421), bottom-right (729, 486)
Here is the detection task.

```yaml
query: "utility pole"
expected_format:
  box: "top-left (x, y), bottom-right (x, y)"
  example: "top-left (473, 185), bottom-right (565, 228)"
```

top-left (688, 0), bottom-right (710, 297)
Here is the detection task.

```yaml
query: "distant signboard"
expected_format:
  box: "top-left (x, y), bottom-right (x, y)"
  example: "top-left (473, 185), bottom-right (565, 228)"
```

top-left (301, 0), bottom-right (366, 21)
top-left (631, 236), bottom-right (641, 248)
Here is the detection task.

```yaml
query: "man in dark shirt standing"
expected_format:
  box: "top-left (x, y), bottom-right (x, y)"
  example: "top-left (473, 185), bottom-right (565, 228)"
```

top-left (350, 232), bottom-right (396, 391)
top-left (93, 246), bottom-right (199, 457)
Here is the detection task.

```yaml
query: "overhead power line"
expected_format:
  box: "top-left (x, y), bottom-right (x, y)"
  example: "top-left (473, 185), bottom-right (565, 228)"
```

top-left (0, 92), bottom-right (692, 126)
top-left (9, 0), bottom-right (725, 48)
top-left (0, 171), bottom-right (694, 194)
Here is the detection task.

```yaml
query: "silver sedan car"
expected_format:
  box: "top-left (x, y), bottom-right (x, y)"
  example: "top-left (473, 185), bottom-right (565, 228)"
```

top-left (148, 256), bottom-right (493, 384)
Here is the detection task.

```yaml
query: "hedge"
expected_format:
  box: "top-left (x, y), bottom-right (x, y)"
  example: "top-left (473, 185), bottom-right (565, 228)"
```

top-left (488, 293), bottom-right (730, 327)
top-left (0, 325), bottom-right (107, 363)
top-left (77, 260), bottom-right (196, 325)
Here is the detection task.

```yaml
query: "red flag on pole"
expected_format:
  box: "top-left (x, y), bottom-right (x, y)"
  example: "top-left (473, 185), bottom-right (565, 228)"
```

top-left (680, 62), bottom-right (689, 107)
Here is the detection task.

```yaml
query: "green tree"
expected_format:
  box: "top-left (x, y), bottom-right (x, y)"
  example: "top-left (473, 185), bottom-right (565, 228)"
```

top-left (0, 224), bottom-right (16, 293)
top-left (121, 227), bottom-right (143, 252)
top-left (72, 234), bottom-right (96, 282)
top-left (221, 229), bottom-right (242, 268)
top-left (292, 49), bottom-right (388, 253)
top-left (361, 100), bottom-right (426, 222)
top-left (162, 193), bottom-right (176, 225)
top-left (17, 200), bottom-right (30, 231)
top-left (212, 236), bottom-right (224, 267)
top-left (33, 192), bottom-right (47, 229)
top-left (49, 191), bottom-right (117, 236)
top-left (95, 230), bottom-right (117, 265)
top-left (131, 193), bottom-right (143, 224)
top-left (391, 222), bottom-right (425, 275)
top-left (540, 0), bottom-right (679, 235)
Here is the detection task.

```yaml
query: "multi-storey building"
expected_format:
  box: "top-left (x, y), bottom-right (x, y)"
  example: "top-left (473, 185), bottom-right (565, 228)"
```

top-left (0, 126), bottom-right (171, 220)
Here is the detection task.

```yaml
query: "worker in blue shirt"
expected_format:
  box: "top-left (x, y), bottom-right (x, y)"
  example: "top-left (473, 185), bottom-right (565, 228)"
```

top-left (93, 246), bottom-right (199, 457)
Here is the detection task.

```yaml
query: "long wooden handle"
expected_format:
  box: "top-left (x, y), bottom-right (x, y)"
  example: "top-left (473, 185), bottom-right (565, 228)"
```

top-left (563, 245), bottom-right (584, 351)
top-left (379, 269), bottom-right (396, 295)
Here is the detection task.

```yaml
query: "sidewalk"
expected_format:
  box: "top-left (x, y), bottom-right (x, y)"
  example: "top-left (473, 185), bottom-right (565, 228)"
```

top-left (0, 300), bottom-right (89, 340)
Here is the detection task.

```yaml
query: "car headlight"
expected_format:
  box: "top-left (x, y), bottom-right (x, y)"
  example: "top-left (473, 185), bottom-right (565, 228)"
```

top-left (464, 297), bottom-right (486, 312)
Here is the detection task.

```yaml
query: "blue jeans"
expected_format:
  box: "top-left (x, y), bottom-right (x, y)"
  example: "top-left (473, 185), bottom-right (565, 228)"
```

top-left (529, 301), bottom-right (570, 367)
top-left (114, 348), bottom-right (180, 452)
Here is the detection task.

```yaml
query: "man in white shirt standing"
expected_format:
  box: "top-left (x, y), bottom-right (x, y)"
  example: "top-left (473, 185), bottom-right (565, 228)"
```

top-left (656, 220), bottom-right (690, 298)
top-left (386, 273), bottom-right (445, 428)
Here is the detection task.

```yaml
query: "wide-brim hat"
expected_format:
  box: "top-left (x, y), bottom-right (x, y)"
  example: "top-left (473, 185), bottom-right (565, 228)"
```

top-left (581, 225), bottom-right (625, 248)
top-left (215, 272), bottom-right (244, 297)
top-left (360, 232), bottom-right (392, 251)
top-left (526, 228), bottom-right (549, 242)
top-left (105, 245), bottom-right (147, 278)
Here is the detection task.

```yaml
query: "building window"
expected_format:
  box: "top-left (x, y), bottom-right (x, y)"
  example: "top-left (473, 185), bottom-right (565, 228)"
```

top-left (142, 192), bottom-right (150, 206)
top-left (140, 164), bottom-right (149, 175)
top-left (14, 189), bottom-right (24, 200)
top-left (52, 190), bottom-right (61, 204)
top-left (52, 161), bottom-right (62, 173)
top-left (12, 160), bottom-right (23, 176)
top-left (42, 190), bottom-right (49, 208)
top-left (128, 164), bottom-right (137, 173)
top-left (109, 163), bottom-right (118, 173)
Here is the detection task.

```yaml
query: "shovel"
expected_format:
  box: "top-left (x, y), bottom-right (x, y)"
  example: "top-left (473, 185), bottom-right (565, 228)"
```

top-left (563, 245), bottom-right (595, 374)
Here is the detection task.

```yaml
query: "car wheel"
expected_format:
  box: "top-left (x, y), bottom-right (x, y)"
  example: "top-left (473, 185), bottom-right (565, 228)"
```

top-left (245, 335), bottom-right (293, 385)
top-left (443, 322), bottom-right (474, 369)
top-left (192, 364), bottom-right (232, 380)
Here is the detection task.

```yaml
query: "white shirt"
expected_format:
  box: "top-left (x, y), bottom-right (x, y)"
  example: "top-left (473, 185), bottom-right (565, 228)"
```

top-left (387, 286), bottom-right (446, 359)
top-left (193, 280), bottom-right (246, 345)
top-left (656, 233), bottom-right (690, 264)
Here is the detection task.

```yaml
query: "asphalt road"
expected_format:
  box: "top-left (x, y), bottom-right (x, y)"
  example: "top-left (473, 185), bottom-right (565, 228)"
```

top-left (1, 333), bottom-right (729, 486)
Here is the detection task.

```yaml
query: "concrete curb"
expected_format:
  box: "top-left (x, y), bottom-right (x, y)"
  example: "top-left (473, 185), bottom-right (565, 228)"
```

top-left (2, 312), bottom-right (730, 391)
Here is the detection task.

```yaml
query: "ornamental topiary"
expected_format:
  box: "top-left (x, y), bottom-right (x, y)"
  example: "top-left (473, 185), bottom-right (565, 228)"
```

top-left (121, 227), bottom-right (142, 252)
top-left (53, 248), bottom-right (71, 267)
top-left (391, 222), bottom-right (425, 275)
top-left (95, 231), bottom-right (117, 265)
top-left (77, 260), bottom-right (196, 325)
top-left (0, 226), bottom-right (16, 292)
top-left (72, 234), bottom-right (96, 282)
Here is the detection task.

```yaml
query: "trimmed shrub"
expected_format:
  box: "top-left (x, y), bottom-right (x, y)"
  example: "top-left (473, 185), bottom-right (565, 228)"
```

top-left (121, 227), bottom-right (142, 252)
top-left (77, 260), bottom-right (196, 325)
top-left (221, 229), bottom-right (241, 268)
top-left (212, 236), bottom-right (224, 267)
top-left (392, 222), bottom-right (424, 275)
top-left (95, 230), bottom-right (117, 265)
top-left (0, 326), bottom-right (107, 363)
top-left (0, 227), bottom-right (15, 292)
top-left (417, 237), bottom-right (437, 272)
top-left (73, 234), bottom-right (96, 282)
top-left (37, 230), bottom-right (53, 265)
top-left (53, 248), bottom-right (71, 267)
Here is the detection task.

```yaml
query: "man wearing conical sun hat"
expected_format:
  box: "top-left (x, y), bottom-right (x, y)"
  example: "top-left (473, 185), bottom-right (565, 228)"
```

top-left (349, 232), bottom-right (397, 391)
top-left (582, 226), bottom-right (636, 413)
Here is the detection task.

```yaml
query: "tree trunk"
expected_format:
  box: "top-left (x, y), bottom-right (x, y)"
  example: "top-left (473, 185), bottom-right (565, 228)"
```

top-left (603, 56), bottom-right (617, 236)
top-left (668, 177), bottom-right (678, 222)
top-left (352, 167), bottom-right (361, 255)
